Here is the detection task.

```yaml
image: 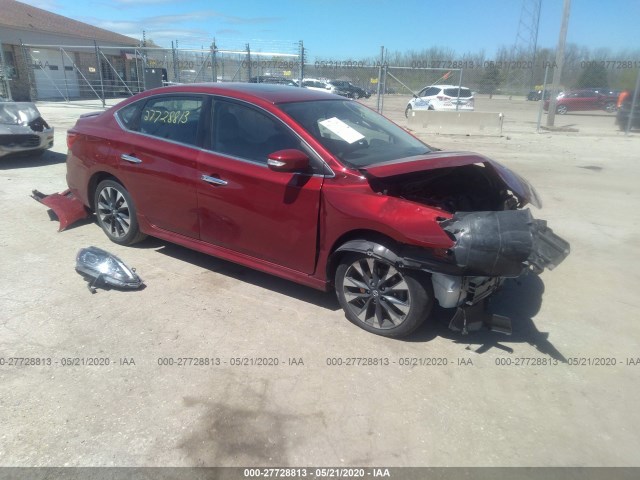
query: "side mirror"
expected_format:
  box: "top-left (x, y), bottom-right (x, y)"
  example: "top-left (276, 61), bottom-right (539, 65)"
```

top-left (267, 149), bottom-right (310, 172)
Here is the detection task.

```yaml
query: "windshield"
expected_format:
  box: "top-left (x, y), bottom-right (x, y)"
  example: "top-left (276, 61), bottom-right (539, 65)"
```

top-left (279, 100), bottom-right (431, 167)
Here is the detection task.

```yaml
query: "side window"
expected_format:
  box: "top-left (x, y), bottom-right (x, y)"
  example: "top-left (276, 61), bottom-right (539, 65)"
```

top-left (116, 101), bottom-right (143, 130)
top-left (139, 96), bottom-right (203, 146)
top-left (212, 100), bottom-right (303, 164)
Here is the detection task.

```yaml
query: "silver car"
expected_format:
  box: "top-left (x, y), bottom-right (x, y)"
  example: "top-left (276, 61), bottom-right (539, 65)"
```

top-left (0, 101), bottom-right (54, 158)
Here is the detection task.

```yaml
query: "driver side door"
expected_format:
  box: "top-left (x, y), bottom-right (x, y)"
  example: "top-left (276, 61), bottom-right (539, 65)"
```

top-left (196, 98), bottom-right (325, 274)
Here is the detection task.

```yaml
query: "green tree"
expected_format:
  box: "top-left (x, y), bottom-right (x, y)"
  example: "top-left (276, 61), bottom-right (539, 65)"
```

top-left (575, 62), bottom-right (608, 88)
top-left (480, 64), bottom-right (501, 96)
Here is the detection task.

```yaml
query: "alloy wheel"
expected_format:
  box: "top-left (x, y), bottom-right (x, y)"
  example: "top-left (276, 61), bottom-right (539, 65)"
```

top-left (341, 257), bottom-right (412, 330)
top-left (97, 186), bottom-right (131, 238)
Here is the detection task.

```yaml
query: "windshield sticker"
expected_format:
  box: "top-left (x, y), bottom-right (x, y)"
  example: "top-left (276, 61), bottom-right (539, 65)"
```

top-left (319, 117), bottom-right (365, 144)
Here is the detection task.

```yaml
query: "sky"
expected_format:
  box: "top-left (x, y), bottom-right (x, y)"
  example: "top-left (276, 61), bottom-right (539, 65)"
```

top-left (18, 0), bottom-right (640, 59)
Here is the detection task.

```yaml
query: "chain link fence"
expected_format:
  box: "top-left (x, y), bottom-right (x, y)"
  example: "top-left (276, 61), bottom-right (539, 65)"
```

top-left (18, 42), bottom-right (300, 106)
top-left (0, 41), bottom-right (12, 100)
top-left (8, 39), bottom-right (639, 134)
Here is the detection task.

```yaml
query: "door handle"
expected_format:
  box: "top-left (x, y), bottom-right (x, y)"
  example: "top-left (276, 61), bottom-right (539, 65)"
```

top-left (201, 174), bottom-right (228, 186)
top-left (121, 153), bottom-right (141, 164)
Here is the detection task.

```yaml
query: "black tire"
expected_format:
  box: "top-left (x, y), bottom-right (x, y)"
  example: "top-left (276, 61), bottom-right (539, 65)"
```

top-left (94, 179), bottom-right (147, 246)
top-left (335, 252), bottom-right (434, 337)
top-left (604, 102), bottom-right (617, 113)
top-left (556, 105), bottom-right (568, 115)
top-left (405, 104), bottom-right (412, 118)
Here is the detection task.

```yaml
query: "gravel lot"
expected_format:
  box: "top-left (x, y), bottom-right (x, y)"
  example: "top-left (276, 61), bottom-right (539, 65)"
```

top-left (1, 95), bottom-right (639, 467)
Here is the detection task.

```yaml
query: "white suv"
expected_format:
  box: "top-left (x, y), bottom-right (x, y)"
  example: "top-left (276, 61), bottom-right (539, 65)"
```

top-left (405, 85), bottom-right (475, 117)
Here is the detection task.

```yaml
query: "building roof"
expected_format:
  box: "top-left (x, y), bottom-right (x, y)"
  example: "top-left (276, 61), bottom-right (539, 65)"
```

top-left (0, 0), bottom-right (140, 46)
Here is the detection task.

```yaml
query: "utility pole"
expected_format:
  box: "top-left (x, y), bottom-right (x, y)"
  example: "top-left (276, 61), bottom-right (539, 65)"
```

top-left (547, 0), bottom-right (571, 127)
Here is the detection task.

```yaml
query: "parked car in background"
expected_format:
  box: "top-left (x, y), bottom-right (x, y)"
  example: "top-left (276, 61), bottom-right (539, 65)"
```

top-left (526, 90), bottom-right (552, 101)
top-left (0, 101), bottom-right (54, 158)
top-left (301, 78), bottom-right (330, 92)
top-left (326, 80), bottom-right (370, 99)
top-left (249, 76), bottom-right (297, 86)
top-left (59, 83), bottom-right (569, 338)
top-left (544, 89), bottom-right (618, 114)
top-left (616, 91), bottom-right (639, 131)
top-left (405, 85), bottom-right (474, 117)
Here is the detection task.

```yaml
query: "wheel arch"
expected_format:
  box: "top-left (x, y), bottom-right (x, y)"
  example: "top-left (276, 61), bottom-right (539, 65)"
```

top-left (325, 230), bottom-right (401, 285)
top-left (88, 172), bottom-right (124, 211)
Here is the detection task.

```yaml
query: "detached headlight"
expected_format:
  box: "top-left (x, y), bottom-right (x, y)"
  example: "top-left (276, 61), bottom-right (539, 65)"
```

top-left (76, 246), bottom-right (143, 292)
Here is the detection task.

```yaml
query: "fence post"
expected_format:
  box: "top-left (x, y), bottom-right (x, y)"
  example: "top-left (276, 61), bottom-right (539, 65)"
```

top-left (625, 68), bottom-right (640, 136)
top-left (376, 46), bottom-right (384, 113)
top-left (456, 69), bottom-right (463, 111)
top-left (20, 40), bottom-right (36, 101)
top-left (172, 41), bottom-right (178, 83)
top-left (246, 44), bottom-right (251, 82)
top-left (536, 64), bottom-right (550, 133)
top-left (140, 48), bottom-right (147, 91)
top-left (211, 39), bottom-right (217, 83)
top-left (0, 42), bottom-right (12, 100)
top-left (546, 0), bottom-right (571, 127)
top-left (60, 47), bottom-right (70, 101)
top-left (298, 41), bottom-right (304, 87)
top-left (94, 41), bottom-right (105, 107)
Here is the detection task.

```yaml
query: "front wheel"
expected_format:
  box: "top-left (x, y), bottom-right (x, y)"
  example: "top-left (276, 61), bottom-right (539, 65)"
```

top-left (604, 102), bottom-right (617, 113)
top-left (556, 105), bottom-right (568, 114)
top-left (335, 253), bottom-right (434, 337)
top-left (94, 179), bottom-right (147, 245)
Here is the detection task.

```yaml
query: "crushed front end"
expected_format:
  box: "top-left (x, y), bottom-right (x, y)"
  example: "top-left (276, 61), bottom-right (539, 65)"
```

top-left (361, 153), bottom-right (571, 334)
top-left (0, 102), bottom-right (54, 158)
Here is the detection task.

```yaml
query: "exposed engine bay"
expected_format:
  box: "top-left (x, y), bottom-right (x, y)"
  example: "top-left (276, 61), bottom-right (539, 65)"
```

top-left (369, 163), bottom-right (520, 213)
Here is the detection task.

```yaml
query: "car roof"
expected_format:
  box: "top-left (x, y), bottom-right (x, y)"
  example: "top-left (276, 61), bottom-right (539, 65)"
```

top-left (422, 84), bottom-right (470, 89)
top-left (141, 82), bottom-right (336, 104)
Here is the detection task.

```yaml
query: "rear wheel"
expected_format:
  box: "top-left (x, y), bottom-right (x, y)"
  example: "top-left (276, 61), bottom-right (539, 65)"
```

top-left (605, 102), bottom-right (617, 113)
top-left (405, 104), bottom-right (412, 118)
top-left (335, 253), bottom-right (433, 337)
top-left (94, 179), bottom-right (146, 246)
top-left (556, 105), bottom-right (568, 114)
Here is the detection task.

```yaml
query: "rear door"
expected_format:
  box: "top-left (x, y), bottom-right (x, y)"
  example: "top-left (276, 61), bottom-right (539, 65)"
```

top-left (196, 98), bottom-right (324, 273)
top-left (111, 94), bottom-right (205, 238)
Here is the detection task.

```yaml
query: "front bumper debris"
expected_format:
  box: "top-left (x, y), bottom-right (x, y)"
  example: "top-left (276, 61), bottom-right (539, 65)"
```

top-left (31, 189), bottom-right (90, 231)
top-left (441, 209), bottom-right (570, 277)
top-left (449, 300), bottom-right (512, 335)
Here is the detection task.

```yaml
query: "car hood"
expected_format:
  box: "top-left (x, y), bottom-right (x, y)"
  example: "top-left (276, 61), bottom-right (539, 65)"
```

top-left (0, 102), bottom-right (42, 125)
top-left (360, 151), bottom-right (542, 208)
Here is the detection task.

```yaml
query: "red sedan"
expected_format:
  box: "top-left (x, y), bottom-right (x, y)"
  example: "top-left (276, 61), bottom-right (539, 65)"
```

top-left (64, 83), bottom-right (569, 337)
top-left (544, 89), bottom-right (618, 114)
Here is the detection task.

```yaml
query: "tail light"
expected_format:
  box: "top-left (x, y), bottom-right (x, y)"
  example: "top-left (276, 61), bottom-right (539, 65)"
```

top-left (67, 132), bottom-right (78, 150)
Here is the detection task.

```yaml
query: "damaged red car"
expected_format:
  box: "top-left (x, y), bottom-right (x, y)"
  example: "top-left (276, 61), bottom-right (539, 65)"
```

top-left (61, 83), bottom-right (569, 337)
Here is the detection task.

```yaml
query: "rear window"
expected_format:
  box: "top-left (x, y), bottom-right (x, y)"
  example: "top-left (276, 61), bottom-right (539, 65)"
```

top-left (443, 88), bottom-right (473, 98)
